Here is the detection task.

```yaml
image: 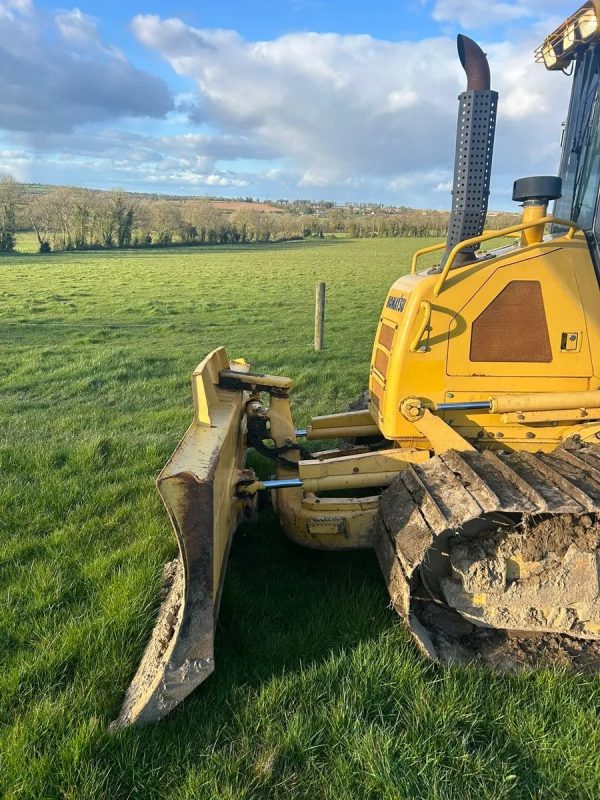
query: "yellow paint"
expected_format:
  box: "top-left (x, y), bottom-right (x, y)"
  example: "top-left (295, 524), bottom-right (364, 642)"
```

top-left (490, 390), bottom-right (600, 413)
top-left (585, 622), bottom-right (600, 633)
top-left (166, 214), bottom-right (600, 557)
top-left (221, 369), bottom-right (293, 391)
top-left (277, 490), bottom-right (379, 549)
top-left (299, 446), bottom-right (429, 492)
top-left (191, 347), bottom-right (228, 426)
top-left (501, 408), bottom-right (600, 424)
top-left (521, 204), bottom-right (547, 246)
top-left (306, 409), bottom-right (380, 440)
top-left (159, 348), bottom-right (249, 600)
top-left (434, 216), bottom-right (578, 297)
top-left (562, 421), bottom-right (600, 443)
top-left (307, 424), bottom-right (381, 440)
top-left (411, 241), bottom-right (446, 274)
top-left (370, 226), bottom-right (600, 450)
top-left (409, 301), bottom-right (432, 353)
top-left (399, 404), bottom-right (475, 454)
top-left (536, 1), bottom-right (600, 70)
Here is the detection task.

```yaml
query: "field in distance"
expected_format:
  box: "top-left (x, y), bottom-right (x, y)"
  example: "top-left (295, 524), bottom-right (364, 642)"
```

top-left (1, 237), bottom-right (598, 800)
top-left (210, 199), bottom-right (283, 213)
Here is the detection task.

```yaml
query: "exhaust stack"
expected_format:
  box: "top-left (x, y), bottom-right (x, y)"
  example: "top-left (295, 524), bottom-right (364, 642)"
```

top-left (441, 35), bottom-right (498, 268)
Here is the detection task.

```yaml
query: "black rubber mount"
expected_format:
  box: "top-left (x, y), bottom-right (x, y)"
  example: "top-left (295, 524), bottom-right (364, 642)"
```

top-left (512, 176), bottom-right (562, 204)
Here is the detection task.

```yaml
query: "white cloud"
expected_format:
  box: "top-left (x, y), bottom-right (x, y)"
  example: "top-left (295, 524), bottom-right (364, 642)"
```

top-left (205, 174), bottom-right (248, 186)
top-left (0, 146), bottom-right (28, 180)
top-left (142, 170), bottom-right (248, 187)
top-left (5, 127), bottom-right (261, 189)
top-left (432, 0), bottom-right (533, 28)
top-left (387, 88), bottom-right (419, 112)
top-left (132, 17), bottom-right (466, 181)
top-left (132, 15), bottom-right (570, 206)
top-left (55, 8), bottom-right (101, 48)
top-left (0, 3), bottom-right (575, 205)
top-left (0, 0), bottom-right (32, 20)
top-left (0, 1), bottom-right (172, 133)
top-left (431, 0), bottom-right (574, 31)
top-left (299, 171), bottom-right (336, 187)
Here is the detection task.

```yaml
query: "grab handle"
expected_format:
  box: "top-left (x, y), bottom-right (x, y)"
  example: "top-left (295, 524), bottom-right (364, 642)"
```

top-left (409, 301), bottom-right (431, 353)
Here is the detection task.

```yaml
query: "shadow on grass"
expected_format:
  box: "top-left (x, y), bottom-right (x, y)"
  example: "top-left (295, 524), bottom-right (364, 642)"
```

top-left (99, 513), bottom-right (562, 800)
top-left (1, 237), bottom-right (348, 260)
top-left (103, 509), bottom-right (394, 726)
top-left (216, 510), bottom-right (389, 686)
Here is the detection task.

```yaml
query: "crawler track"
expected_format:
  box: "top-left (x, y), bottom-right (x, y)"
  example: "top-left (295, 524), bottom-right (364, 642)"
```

top-left (376, 440), bottom-right (600, 670)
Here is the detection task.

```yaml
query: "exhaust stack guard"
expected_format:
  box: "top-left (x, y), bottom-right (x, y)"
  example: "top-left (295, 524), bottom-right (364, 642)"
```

top-left (441, 35), bottom-right (498, 268)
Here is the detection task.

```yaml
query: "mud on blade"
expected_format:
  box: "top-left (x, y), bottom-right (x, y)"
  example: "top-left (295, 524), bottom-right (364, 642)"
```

top-left (112, 348), bottom-right (252, 729)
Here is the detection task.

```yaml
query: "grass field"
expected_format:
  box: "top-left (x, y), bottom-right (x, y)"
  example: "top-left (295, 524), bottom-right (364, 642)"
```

top-left (15, 232), bottom-right (41, 253)
top-left (1, 238), bottom-right (599, 800)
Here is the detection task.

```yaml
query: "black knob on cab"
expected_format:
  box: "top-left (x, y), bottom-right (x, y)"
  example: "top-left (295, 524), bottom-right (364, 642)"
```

top-left (512, 176), bottom-right (562, 204)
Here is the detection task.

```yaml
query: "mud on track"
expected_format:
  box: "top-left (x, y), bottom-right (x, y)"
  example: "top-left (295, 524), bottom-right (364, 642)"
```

top-left (377, 442), bottom-right (600, 672)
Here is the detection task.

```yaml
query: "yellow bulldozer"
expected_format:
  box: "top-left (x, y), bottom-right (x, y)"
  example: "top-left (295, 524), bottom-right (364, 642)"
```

top-left (113, 3), bottom-right (600, 728)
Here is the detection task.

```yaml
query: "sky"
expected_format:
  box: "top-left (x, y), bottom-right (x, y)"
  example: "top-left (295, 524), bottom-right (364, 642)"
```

top-left (0, 0), bottom-right (580, 209)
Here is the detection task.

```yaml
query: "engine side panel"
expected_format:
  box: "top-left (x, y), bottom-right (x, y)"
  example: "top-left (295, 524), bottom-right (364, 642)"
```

top-left (369, 235), bottom-right (600, 449)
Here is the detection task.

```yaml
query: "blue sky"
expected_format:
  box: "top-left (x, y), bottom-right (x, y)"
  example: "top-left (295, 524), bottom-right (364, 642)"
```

top-left (0, 0), bottom-right (579, 208)
top-left (34, 0), bottom-right (439, 41)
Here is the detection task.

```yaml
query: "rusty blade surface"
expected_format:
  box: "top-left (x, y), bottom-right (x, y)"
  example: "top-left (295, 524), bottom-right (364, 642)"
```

top-left (111, 348), bottom-right (250, 729)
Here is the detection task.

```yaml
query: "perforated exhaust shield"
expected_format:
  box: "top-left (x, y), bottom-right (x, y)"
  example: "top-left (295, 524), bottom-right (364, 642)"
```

top-left (441, 36), bottom-right (498, 268)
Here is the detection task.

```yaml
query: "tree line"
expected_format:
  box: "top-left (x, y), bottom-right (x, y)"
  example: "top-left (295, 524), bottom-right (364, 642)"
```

top-left (342, 210), bottom-right (522, 238)
top-left (0, 175), bottom-right (520, 254)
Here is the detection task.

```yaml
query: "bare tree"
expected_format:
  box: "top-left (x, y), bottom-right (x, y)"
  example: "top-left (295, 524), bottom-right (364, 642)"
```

top-left (151, 200), bottom-right (180, 245)
top-left (20, 186), bottom-right (489, 253)
top-left (47, 187), bottom-right (75, 250)
top-left (109, 190), bottom-right (136, 248)
top-left (133, 198), bottom-right (153, 245)
top-left (179, 201), bottom-right (199, 243)
top-left (70, 189), bottom-right (92, 249)
top-left (93, 192), bottom-right (117, 247)
top-left (231, 208), bottom-right (257, 243)
top-left (25, 192), bottom-right (53, 252)
top-left (0, 175), bottom-right (22, 252)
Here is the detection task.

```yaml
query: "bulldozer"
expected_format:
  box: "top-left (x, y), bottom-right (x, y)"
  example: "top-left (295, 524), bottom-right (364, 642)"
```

top-left (113, 3), bottom-right (600, 728)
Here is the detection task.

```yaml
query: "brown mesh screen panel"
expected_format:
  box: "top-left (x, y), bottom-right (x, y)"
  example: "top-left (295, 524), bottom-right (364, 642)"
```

top-left (370, 379), bottom-right (383, 411)
top-left (379, 323), bottom-right (396, 350)
top-left (470, 280), bottom-right (552, 363)
top-left (374, 349), bottom-right (389, 378)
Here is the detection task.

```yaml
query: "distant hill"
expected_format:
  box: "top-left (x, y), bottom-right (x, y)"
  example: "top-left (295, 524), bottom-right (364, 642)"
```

top-left (18, 183), bottom-right (513, 216)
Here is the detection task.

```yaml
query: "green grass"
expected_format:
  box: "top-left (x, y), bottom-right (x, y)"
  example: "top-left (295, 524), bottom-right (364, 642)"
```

top-left (1, 238), bottom-right (599, 800)
top-left (14, 232), bottom-right (40, 253)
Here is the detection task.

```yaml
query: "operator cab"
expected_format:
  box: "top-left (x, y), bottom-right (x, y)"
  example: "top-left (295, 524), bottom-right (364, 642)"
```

top-left (540, 3), bottom-right (600, 273)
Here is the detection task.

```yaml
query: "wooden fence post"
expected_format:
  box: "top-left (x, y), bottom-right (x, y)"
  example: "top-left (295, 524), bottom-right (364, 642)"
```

top-left (314, 282), bottom-right (325, 351)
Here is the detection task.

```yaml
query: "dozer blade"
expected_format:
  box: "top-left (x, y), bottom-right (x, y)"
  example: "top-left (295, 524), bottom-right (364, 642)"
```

top-left (376, 440), bottom-right (600, 670)
top-left (112, 348), bottom-right (252, 729)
